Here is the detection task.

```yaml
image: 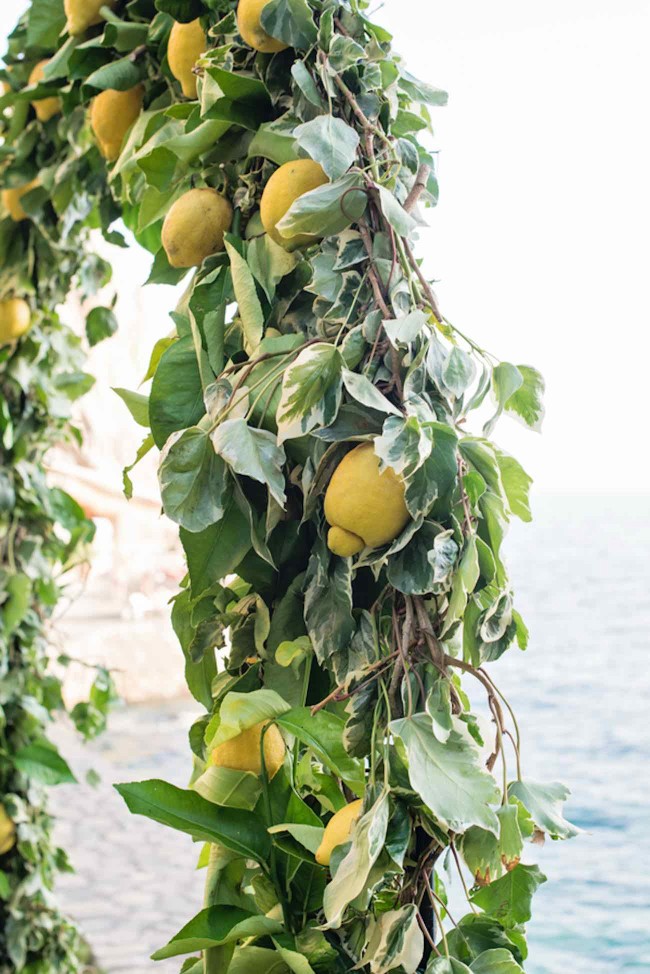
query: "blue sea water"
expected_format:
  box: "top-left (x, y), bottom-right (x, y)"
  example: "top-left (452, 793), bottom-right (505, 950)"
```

top-left (497, 491), bottom-right (650, 973)
top-left (51, 491), bottom-right (650, 973)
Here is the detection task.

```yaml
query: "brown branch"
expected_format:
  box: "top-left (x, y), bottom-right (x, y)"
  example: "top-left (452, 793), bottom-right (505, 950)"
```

top-left (403, 164), bottom-right (430, 214)
top-left (402, 236), bottom-right (443, 321)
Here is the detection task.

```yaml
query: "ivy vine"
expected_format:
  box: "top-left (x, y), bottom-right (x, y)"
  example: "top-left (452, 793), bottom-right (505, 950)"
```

top-left (1, 2), bottom-right (577, 974)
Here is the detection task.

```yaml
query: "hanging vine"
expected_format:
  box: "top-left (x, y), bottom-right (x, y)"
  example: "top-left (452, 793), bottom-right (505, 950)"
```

top-left (0, 6), bottom-right (118, 970)
top-left (1, 1), bottom-right (578, 973)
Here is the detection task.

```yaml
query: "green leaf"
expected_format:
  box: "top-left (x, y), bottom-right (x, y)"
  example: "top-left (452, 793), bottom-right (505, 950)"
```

top-left (427, 960), bottom-right (472, 974)
top-left (260, 0), bottom-right (318, 50)
top-left (294, 115), bottom-right (360, 180)
top-left (248, 116), bottom-right (299, 166)
top-left (268, 822), bottom-right (323, 855)
top-left (247, 235), bottom-right (298, 302)
top-left (209, 689), bottom-right (290, 748)
top-left (211, 418), bottom-right (286, 507)
top-left (193, 766), bottom-right (261, 810)
top-left (277, 342), bottom-right (343, 443)
top-left (181, 498), bottom-right (251, 599)
top-left (375, 185), bottom-right (417, 237)
top-left (122, 434), bottom-right (154, 500)
top-left (444, 915), bottom-right (523, 965)
top-left (155, 0), bottom-right (204, 20)
top-left (115, 779), bottom-right (271, 861)
top-left (277, 172), bottom-right (368, 242)
top-left (495, 450), bottom-right (532, 523)
top-left (470, 864), bottom-right (546, 927)
top-left (152, 906), bottom-right (282, 960)
top-left (276, 708), bottom-right (364, 794)
top-left (13, 741), bottom-right (76, 786)
top-left (159, 427), bottom-right (230, 533)
top-left (26, 0), bottom-right (66, 49)
top-left (2, 573), bottom-right (32, 637)
top-left (113, 387), bottom-right (150, 427)
top-left (470, 950), bottom-right (524, 974)
top-left (86, 306), bottom-right (118, 346)
top-left (504, 365), bottom-right (545, 431)
top-left (390, 717), bottom-right (500, 834)
top-left (225, 240), bottom-right (264, 355)
top-left (149, 335), bottom-right (204, 449)
top-left (508, 779), bottom-right (581, 840)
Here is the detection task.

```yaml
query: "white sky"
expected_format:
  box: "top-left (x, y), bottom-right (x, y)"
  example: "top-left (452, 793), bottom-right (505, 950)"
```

top-left (2, 0), bottom-right (649, 491)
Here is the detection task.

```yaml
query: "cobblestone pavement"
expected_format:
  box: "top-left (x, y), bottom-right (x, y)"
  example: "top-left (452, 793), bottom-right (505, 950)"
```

top-left (51, 701), bottom-right (203, 974)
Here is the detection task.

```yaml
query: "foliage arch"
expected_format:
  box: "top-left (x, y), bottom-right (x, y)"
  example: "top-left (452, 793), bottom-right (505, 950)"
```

top-left (0, 1), bottom-right (577, 972)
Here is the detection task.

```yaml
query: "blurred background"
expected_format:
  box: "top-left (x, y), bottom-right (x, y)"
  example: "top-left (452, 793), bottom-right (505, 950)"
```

top-left (2, 1), bottom-right (649, 972)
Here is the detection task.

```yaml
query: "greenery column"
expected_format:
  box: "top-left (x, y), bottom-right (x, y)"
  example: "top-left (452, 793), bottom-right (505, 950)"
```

top-left (2, 1), bottom-right (578, 973)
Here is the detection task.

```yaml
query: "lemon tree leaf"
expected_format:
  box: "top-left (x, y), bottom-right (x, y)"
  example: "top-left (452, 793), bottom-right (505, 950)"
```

top-left (192, 766), bottom-right (261, 811)
top-left (390, 717), bottom-right (500, 834)
top-left (113, 386), bottom-right (149, 427)
top-left (427, 960), bottom-right (472, 974)
top-left (294, 115), bottom-right (360, 180)
top-left (151, 906), bottom-right (283, 960)
top-left (180, 498), bottom-right (251, 599)
top-left (225, 241), bottom-right (264, 354)
top-left (149, 335), bottom-right (204, 449)
top-left (276, 708), bottom-right (364, 794)
top-left (115, 779), bottom-right (271, 861)
top-left (13, 741), bottom-right (76, 786)
top-left (209, 689), bottom-right (291, 748)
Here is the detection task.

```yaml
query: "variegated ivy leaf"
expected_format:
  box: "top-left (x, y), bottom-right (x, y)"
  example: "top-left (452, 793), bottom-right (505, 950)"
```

top-left (441, 535), bottom-right (480, 636)
top-left (211, 417), bottom-right (287, 507)
top-left (362, 904), bottom-right (423, 974)
top-left (294, 114), bottom-right (361, 180)
top-left (383, 309), bottom-right (429, 347)
top-left (470, 863), bottom-right (547, 927)
top-left (342, 368), bottom-right (402, 416)
top-left (375, 414), bottom-right (433, 476)
top-left (277, 342), bottom-right (343, 443)
top-left (390, 715), bottom-right (501, 835)
top-left (460, 802), bottom-right (526, 885)
top-left (260, 0), bottom-right (318, 51)
top-left (323, 791), bottom-right (390, 927)
top-left (443, 346), bottom-right (477, 399)
top-left (334, 229), bottom-right (367, 269)
top-left (277, 172), bottom-right (368, 242)
top-left (483, 362), bottom-right (524, 436)
top-left (495, 449), bottom-right (533, 523)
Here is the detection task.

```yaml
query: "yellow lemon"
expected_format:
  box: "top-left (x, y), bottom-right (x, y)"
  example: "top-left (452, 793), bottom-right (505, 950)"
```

top-left (324, 442), bottom-right (410, 556)
top-left (168, 19), bottom-right (206, 99)
top-left (315, 799), bottom-right (363, 866)
top-left (210, 721), bottom-right (285, 779)
top-left (0, 298), bottom-right (31, 344)
top-left (260, 159), bottom-right (329, 249)
top-left (0, 805), bottom-right (16, 855)
top-left (2, 179), bottom-right (39, 222)
top-left (162, 187), bottom-right (233, 268)
top-left (64, 0), bottom-right (117, 35)
top-left (237, 0), bottom-right (289, 54)
top-left (29, 60), bottom-right (61, 122)
top-left (90, 85), bottom-right (144, 161)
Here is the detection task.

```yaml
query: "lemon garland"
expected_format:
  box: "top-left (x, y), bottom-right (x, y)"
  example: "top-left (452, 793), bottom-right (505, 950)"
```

top-left (1, 2), bottom-right (575, 972)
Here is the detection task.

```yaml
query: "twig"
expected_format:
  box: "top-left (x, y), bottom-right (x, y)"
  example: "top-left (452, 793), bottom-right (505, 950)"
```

top-left (403, 164), bottom-right (430, 213)
top-left (402, 236), bottom-right (443, 321)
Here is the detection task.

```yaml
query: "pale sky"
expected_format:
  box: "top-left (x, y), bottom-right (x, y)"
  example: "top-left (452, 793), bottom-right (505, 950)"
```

top-left (2, 0), bottom-right (649, 491)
